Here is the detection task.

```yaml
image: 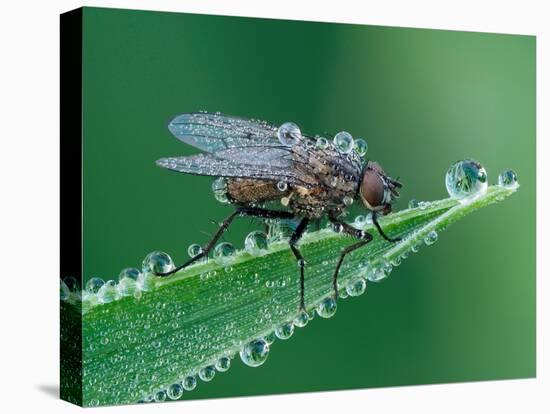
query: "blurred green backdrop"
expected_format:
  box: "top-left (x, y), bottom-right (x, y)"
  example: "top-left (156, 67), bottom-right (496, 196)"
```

top-left (81, 7), bottom-right (535, 398)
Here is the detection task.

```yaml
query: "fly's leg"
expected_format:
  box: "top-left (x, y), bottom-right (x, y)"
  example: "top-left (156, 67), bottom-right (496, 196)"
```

top-left (372, 211), bottom-right (401, 242)
top-left (329, 214), bottom-right (373, 299)
top-left (156, 207), bottom-right (295, 277)
top-left (289, 218), bottom-right (309, 312)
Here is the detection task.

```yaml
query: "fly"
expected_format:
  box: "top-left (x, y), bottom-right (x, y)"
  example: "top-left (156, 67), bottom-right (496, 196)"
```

top-left (155, 112), bottom-right (402, 311)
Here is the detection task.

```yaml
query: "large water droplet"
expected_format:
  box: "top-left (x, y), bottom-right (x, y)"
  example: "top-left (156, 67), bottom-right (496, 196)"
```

top-left (275, 322), bottom-right (294, 340)
top-left (167, 383), bottom-right (183, 400)
top-left (498, 169), bottom-right (518, 188)
top-left (199, 366), bottom-right (216, 382)
top-left (182, 376), bottom-right (197, 391)
top-left (215, 356), bottom-right (231, 372)
top-left (154, 390), bottom-right (167, 402)
top-left (424, 230), bottom-right (438, 246)
top-left (333, 131), bottom-right (354, 153)
top-left (212, 177), bottom-right (230, 204)
top-left (85, 277), bottom-right (105, 294)
top-left (316, 297), bottom-right (337, 318)
top-left (118, 267), bottom-right (140, 281)
top-left (142, 251), bottom-right (174, 275)
top-left (97, 280), bottom-right (118, 303)
top-left (277, 122), bottom-right (301, 146)
top-left (187, 244), bottom-right (203, 258)
top-left (316, 137), bottom-right (329, 149)
top-left (117, 275), bottom-right (137, 297)
top-left (244, 231), bottom-right (268, 254)
top-left (445, 159), bottom-right (488, 200)
top-left (240, 339), bottom-right (270, 367)
top-left (213, 242), bottom-right (236, 264)
top-left (354, 138), bottom-right (368, 156)
top-left (293, 311), bottom-right (309, 327)
top-left (345, 277), bottom-right (367, 297)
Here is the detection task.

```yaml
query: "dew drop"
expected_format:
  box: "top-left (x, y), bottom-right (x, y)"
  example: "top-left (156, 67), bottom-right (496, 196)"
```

top-left (212, 177), bottom-right (230, 204)
top-left (316, 297), bottom-right (337, 318)
top-left (167, 383), bottom-right (183, 400)
top-left (85, 277), bottom-right (105, 294)
top-left (97, 280), bottom-right (118, 303)
top-left (498, 169), bottom-right (518, 188)
top-left (213, 242), bottom-right (236, 265)
top-left (240, 339), bottom-right (270, 367)
top-left (198, 366), bottom-right (216, 382)
top-left (424, 230), bottom-right (438, 245)
top-left (142, 251), bottom-right (174, 275)
top-left (445, 159), bottom-right (488, 200)
top-left (277, 181), bottom-right (288, 192)
top-left (63, 276), bottom-right (80, 292)
top-left (182, 376), bottom-right (197, 391)
top-left (244, 231), bottom-right (268, 254)
top-left (117, 276), bottom-right (137, 297)
top-left (333, 131), bottom-right (354, 153)
top-left (118, 267), bottom-right (140, 282)
top-left (154, 390), bottom-right (167, 402)
top-left (275, 322), bottom-right (294, 340)
top-left (367, 266), bottom-right (387, 282)
top-left (136, 272), bottom-right (156, 292)
top-left (215, 356), bottom-right (231, 372)
top-left (277, 122), bottom-right (301, 146)
top-left (354, 138), bottom-right (368, 156)
top-left (60, 279), bottom-right (70, 301)
top-left (345, 277), bottom-right (367, 297)
top-left (315, 137), bottom-right (329, 149)
top-left (293, 311), bottom-right (309, 327)
top-left (187, 244), bottom-right (203, 258)
top-left (343, 195), bottom-right (354, 206)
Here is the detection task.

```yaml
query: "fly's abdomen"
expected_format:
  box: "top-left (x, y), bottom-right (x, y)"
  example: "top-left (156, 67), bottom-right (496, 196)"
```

top-left (226, 178), bottom-right (286, 205)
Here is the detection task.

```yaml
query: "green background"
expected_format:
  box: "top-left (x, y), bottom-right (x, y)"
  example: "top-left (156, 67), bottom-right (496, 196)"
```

top-left (81, 7), bottom-right (535, 399)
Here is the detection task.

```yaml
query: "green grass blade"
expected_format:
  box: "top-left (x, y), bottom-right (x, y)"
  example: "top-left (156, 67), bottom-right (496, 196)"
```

top-left (60, 184), bottom-right (518, 406)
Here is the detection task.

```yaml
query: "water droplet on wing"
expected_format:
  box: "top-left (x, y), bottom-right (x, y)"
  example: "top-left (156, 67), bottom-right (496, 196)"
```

top-left (333, 131), bottom-right (354, 153)
top-left (277, 122), bottom-right (301, 146)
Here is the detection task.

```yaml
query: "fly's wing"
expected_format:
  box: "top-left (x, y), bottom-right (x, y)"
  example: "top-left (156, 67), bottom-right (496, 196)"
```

top-left (168, 112), bottom-right (278, 153)
top-left (156, 146), bottom-right (313, 186)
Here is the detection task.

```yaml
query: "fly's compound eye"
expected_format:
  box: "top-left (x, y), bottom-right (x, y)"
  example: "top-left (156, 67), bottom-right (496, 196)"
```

top-left (360, 169), bottom-right (386, 210)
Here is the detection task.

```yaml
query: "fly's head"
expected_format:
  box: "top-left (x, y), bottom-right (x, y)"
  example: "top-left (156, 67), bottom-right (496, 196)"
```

top-left (359, 161), bottom-right (402, 215)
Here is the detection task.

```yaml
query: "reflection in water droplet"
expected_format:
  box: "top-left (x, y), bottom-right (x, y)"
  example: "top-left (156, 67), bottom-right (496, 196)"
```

top-left (316, 137), bottom-right (329, 149)
top-left (244, 231), bottom-right (268, 254)
top-left (445, 159), bottom-right (488, 200)
top-left (212, 177), bottom-right (230, 204)
top-left (118, 267), bottom-right (140, 282)
top-left (240, 339), bottom-right (270, 367)
top-left (367, 266), bottom-right (387, 282)
top-left (154, 390), bottom-right (167, 402)
top-left (333, 131), bottom-right (354, 153)
top-left (498, 170), bottom-right (518, 188)
top-left (424, 230), bottom-right (438, 245)
top-left (167, 383), bottom-right (183, 400)
top-left (85, 277), bottom-right (104, 294)
top-left (316, 297), bottom-right (337, 318)
top-left (354, 138), bottom-right (368, 156)
top-left (275, 322), bottom-right (294, 340)
top-left (213, 242), bottom-right (236, 264)
top-left (215, 356), bottom-right (231, 372)
top-left (182, 376), bottom-right (197, 391)
top-left (187, 244), bottom-right (203, 258)
top-left (277, 122), bottom-right (301, 146)
top-left (117, 275), bottom-right (137, 297)
top-left (264, 332), bottom-right (276, 345)
top-left (199, 366), bottom-right (216, 382)
top-left (408, 198), bottom-right (419, 209)
top-left (142, 251), bottom-right (174, 275)
top-left (346, 277), bottom-right (367, 297)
